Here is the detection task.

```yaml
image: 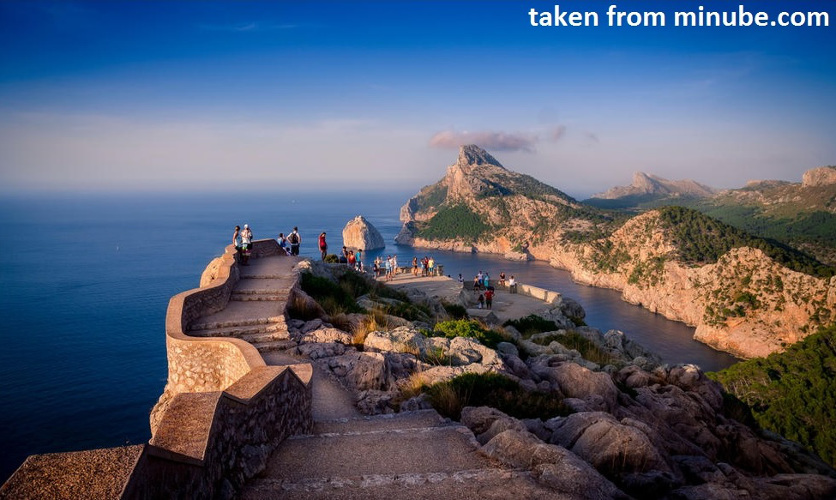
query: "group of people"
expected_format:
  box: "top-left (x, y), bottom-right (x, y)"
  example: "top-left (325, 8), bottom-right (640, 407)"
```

top-left (411, 256), bottom-right (438, 277)
top-left (471, 270), bottom-right (518, 309)
top-left (232, 224), bottom-right (302, 264)
top-left (374, 255), bottom-right (399, 281)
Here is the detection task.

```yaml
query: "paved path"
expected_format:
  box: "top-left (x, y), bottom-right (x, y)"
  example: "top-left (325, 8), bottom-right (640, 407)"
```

top-left (381, 272), bottom-right (557, 323)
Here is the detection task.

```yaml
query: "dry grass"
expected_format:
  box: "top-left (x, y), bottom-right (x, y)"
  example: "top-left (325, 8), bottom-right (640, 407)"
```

top-left (351, 309), bottom-right (390, 345)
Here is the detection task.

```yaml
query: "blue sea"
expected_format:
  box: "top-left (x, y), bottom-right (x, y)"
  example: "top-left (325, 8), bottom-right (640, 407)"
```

top-left (0, 191), bottom-right (737, 482)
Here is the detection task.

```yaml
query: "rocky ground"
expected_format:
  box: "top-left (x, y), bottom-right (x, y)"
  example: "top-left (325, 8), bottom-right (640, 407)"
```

top-left (275, 261), bottom-right (836, 499)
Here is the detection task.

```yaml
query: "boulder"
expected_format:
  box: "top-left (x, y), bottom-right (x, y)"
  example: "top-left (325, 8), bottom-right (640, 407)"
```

top-left (547, 411), bottom-right (671, 477)
top-left (342, 215), bottom-right (385, 250)
top-left (481, 429), bottom-right (629, 499)
top-left (364, 326), bottom-right (427, 354)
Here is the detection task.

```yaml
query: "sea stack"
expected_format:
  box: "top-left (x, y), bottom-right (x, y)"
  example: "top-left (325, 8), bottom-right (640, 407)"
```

top-left (342, 215), bottom-right (385, 250)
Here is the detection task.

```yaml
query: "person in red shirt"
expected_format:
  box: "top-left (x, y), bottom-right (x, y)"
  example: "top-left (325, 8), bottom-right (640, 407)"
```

top-left (318, 232), bottom-right (327, 260)
top-left (484, 288), bottom-right (494, 309)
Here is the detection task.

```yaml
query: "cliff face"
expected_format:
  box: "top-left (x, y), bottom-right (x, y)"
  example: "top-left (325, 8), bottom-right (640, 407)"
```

top-left (398, 146), bottom-right (836, 359)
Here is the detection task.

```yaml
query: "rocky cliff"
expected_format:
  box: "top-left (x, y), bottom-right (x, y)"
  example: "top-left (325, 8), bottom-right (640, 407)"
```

top-left (398, 146), bottom-right (836, 359)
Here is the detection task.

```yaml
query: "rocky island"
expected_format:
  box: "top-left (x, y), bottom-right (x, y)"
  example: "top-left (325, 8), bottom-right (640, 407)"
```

top-left (396, 145), bottom-right (836, 360)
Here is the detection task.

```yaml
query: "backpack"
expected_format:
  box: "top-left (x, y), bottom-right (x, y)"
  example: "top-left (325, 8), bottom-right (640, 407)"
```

top-left (289, 232), bottom-right (299, 244)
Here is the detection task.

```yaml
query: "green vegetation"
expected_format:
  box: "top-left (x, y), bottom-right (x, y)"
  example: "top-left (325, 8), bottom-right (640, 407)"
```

top-left (709, 325), bottom-right (836, 467)
top-left (416, 204), bottom-right (492, 241)
top-left (298, 270), bottom-right (420, 318)
top-left (430, 319), bottom-right (508, 349)
top-left (442, 302), bottom-right (469, 320)
top-left (657, 206), bottom-right (833, 278)
top-left (422, 372), bottom-right (570, 420)
top-left (532, 330), bottom-right (616, 366)
top-left (299, 272), bottom-right (365, 316)
top-left (503, 314), bottom-right (559, 338)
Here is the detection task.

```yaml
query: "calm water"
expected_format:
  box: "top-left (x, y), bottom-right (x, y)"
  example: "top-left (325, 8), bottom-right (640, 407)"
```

top-left (0, 191), bottom-right (737, 482)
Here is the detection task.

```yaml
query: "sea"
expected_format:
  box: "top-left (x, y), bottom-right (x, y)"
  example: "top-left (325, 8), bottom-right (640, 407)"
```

top-left (0, 190), bottom-right (738, 482)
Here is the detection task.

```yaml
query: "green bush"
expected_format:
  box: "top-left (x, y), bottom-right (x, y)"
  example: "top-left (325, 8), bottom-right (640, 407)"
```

top-left (442, 302), bottom-right (469, 320)
top-left (431, 319), bottom-right (508, 349)
top-left (503, 315), bottom-right (559, 338)
top-left (709, 324), bottom-right (836, 467)
top-left (423, 372), bottom-right (570, 420)
top-left (299, 273), bottom-right (363, 316)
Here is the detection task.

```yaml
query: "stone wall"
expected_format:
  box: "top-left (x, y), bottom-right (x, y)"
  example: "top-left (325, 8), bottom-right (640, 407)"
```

top-left (2, 240), bottom-right (313, 498)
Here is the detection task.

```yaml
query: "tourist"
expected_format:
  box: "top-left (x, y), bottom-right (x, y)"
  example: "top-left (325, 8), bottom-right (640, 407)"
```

top-left (392, 255), bottom-right (399, 277)
top-left (422, 256), bottom-right (429, 277)
top-left (458, 273), bottom-right (464, 284)
top-left (241, 224), bottom-right (253, 265)
top-left (412, 256), bottom-right (419, 276)
top-left (473, 274), bottom-right (482, 290)
top-left (288, 227), bottom-right (301, 256)
top-left (484, 288), bottom-right (494, 309)
top-left (428, 256), bottom-right (435, 276)
top-left (509, 275), bottom-right (517, 294)
top-left (477, 293), bottom-right (485, 309)
top-left (277, 233), bottom-right (289, 254)
top-left (318, 232), bottom-right (328, 260)
top-left (348, 250), bottom-right (356, 268)
top-left (355, 249), bottom-right (363, 271)
top-left (483, 272), bottom-right (490, 289)
top-left (384, 255), bottom-right (392, 281)
top-left (499, 272), bottom-right (506, 287)
top-left (232, 225), bottom-right (241, 250)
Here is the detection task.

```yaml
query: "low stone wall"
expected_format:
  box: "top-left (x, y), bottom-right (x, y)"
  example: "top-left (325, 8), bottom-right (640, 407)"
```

top-left (2, 240), bottom-right (313, 499)
top-left (515, 283), bottom-right (561, 304)
top-left (2, 365), bottom-right (313, 499)
top-left (164, 242), bottom-right (281, 395)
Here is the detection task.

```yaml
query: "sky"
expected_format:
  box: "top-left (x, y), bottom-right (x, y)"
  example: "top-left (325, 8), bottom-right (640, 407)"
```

top-left (1, 1), bottom-right (834, 198)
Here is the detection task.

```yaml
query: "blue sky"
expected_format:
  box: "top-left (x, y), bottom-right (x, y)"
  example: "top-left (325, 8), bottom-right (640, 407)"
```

top-left (1, 1), bottom-right (834, 197)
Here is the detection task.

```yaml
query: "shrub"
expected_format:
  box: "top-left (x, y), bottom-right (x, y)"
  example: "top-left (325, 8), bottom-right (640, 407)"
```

top-left (417, 204), bottom-right (492, 241)
top-left (503, 315), bottom-right (559, 339)
top-left (442, 302), bottom-right (469, 320)
top-left (300, 272), bottom-right (364, 316)
top-left (709, 324), bottom-right (836, 467)
top-left (431, 319), bottom-right (508, 349)
top-left (423, 372), bottom-right (570, 420)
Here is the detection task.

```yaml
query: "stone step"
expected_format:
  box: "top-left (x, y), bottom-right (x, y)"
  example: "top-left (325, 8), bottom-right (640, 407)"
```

top-left (240, 330), bottom-right (290, 344)
top-left (313, 409), bottom-right (444, 435)
top-left (187, 322), bottom-right (286, 338)
top-left (252, 340), bottom-right (298, 353)
top-left (256, 424), bottom-right (487, 482)
top-left (240, 467), bottom-right (563, 500)
top-left (230, 293), bottom-right (289, 302)
top-left (189, 316), bottom-right (286, 332)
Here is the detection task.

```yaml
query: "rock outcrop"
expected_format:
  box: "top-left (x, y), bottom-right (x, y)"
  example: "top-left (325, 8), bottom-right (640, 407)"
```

top-left (802, 166), bottom-right (836, 188)
top-left (396, 146), bottom-right (836, 359)
top-left (342, 215), bottom-right (385, 250)
top-left (591, 171), bottom-right (716, 200)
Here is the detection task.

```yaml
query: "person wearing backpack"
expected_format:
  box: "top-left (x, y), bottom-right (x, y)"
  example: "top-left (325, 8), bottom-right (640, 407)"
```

top-left (288, 227), bottom-right (301, 256)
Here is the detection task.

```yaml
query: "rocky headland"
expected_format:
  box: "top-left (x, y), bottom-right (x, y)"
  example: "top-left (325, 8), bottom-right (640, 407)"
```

top-left (395, 145), bottom-right (836, 359)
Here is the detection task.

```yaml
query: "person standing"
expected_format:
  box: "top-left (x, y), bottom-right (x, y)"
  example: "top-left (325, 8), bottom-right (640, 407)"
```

top-left (288, 227), bottom-right (301, 256)
top-left (277, 233), bottom-right (289, 254)
top-left (318, 232), bottom-right (328, 260)
top-left (241, 224), bottom-right (253, 265)
top-left (232, 225), bottom-right (241, 250)
top-left (508, 275), bottom-right (517, 294)
top-left (484, 288), bottom-right (494, 309)
top-left (355, 249), bottom-right (363, 271)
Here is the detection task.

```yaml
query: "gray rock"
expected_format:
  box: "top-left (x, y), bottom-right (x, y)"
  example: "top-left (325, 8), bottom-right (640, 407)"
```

top-left (481, 429), bottom-right (628, 499)
top-left (301, 327), bottom-right (353, 345)
top-left (363, 326), bottom-right (426, 354)
top-left (548, 411), bottom-right (672, 477)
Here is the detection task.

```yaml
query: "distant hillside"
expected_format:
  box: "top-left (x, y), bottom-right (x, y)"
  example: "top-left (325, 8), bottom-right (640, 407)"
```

top-left (588, 166), bottom-right (836, 266)
top-left (398, 146), bottom-right (836, 359)
top-left (587, 172), bottom-right (717, 209)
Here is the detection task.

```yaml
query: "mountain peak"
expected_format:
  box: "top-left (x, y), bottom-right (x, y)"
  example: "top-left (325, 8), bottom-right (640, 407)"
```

top-left (457, 145), bottom-right (504, 170)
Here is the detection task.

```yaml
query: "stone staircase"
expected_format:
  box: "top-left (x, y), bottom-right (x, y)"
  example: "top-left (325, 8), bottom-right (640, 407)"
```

top-left (237, 408), bottom-right (562, 499)
top-left (186, 256), bottom-right (300, 353)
